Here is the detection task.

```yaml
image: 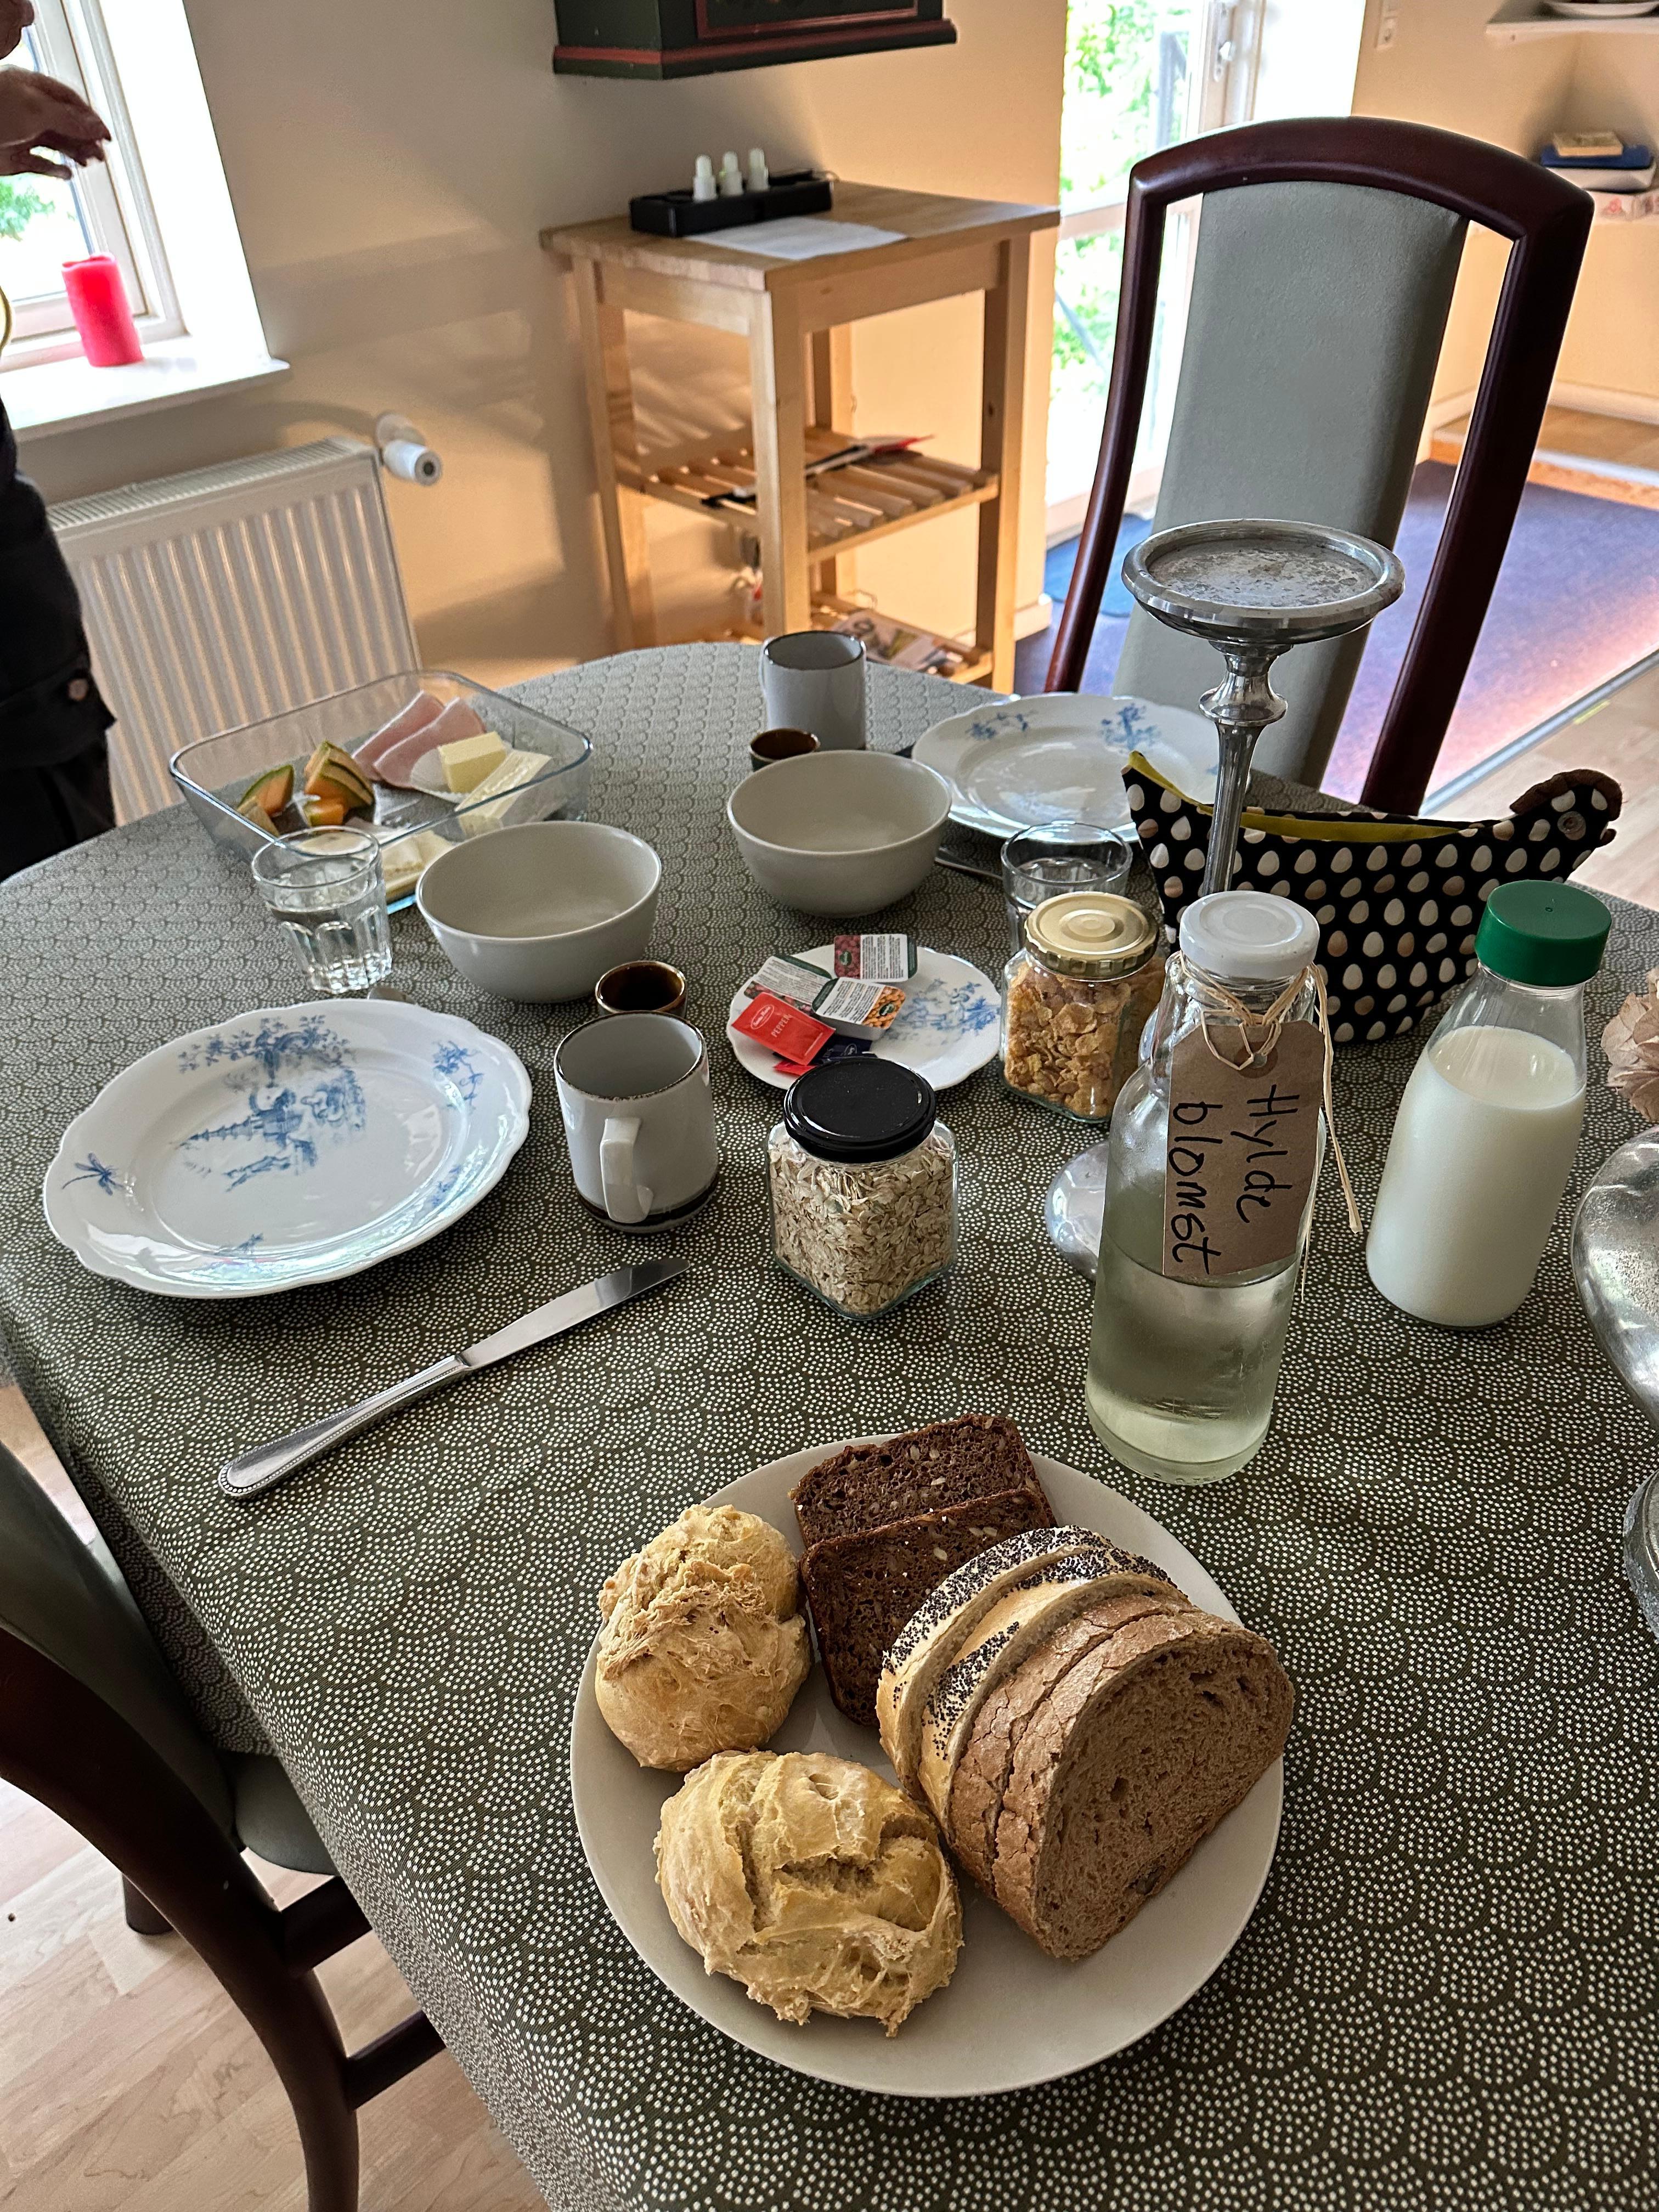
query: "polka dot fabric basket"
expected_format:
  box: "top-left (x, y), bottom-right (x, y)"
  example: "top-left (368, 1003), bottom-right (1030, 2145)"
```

top-left (1124, 754), bottom-right (1622, 1045)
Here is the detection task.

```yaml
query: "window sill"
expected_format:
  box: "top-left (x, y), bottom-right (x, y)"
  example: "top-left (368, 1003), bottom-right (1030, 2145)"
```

top-left (4, 337), bottom-right (290, 441)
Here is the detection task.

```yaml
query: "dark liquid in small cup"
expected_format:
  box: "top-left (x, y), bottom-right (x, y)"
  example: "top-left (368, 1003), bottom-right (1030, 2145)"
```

top-left (750, 727), bottom-right (820, 766)
top-left (595, 962), bottom-right (685, 1015)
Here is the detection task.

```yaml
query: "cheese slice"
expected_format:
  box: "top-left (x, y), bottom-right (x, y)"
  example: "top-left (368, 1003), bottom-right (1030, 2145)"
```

top-left (877, 1526), bottom-right (1116, 1794)
top-left (459, 746), bottom-right (551, 835)
top-left (373, 825), bottom-right (451, 898)
top-left (913, 1551), bottom-right (1187, 1830)
top-left (439, 729), bottom-right (506, 793)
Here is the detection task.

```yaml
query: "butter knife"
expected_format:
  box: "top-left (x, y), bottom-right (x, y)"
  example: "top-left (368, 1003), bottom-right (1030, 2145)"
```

top-left (218, 1258), bottom-right (688, 1502)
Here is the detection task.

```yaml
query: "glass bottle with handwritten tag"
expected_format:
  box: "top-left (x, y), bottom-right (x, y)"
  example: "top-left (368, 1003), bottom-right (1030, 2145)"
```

top-left (1086, 892), bottom-right (1330, 1485)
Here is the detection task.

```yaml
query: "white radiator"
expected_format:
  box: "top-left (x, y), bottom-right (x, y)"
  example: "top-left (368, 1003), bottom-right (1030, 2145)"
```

top-left (49, 439), bottom-right (417, 820)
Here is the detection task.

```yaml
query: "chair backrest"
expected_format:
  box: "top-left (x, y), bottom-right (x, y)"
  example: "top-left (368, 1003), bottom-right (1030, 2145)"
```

top-left (0, 1443), bottom-right (232, 1831)
top-left (1046, 119), bottom-right (1593, 810)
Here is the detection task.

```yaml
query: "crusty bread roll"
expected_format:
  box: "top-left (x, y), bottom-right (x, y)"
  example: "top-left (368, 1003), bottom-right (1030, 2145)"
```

top-left (655, 1751), bottom-right (961, 2035)
top-left (596, 1504), bottom-right (809, 1771)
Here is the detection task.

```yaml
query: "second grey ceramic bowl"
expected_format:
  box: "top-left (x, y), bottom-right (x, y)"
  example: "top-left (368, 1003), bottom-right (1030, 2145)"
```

top-left (726, 750), bottom-right (951, 917)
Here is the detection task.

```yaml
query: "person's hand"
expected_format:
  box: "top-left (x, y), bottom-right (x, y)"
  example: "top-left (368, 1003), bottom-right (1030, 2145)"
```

top-left (0, 65), bottom-right (109, 177)
top-left (0, 2), bottom-right (35, 66)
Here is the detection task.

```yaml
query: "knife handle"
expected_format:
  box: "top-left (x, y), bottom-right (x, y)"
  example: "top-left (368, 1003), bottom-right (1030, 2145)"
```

top-left (218, 1355), bottom-right (469, 1502)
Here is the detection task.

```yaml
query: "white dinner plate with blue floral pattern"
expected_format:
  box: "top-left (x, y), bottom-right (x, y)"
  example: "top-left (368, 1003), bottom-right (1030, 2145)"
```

top-left (44, 1001), bottom-right (531, 1299)
top-left (726, 945), bottom-right (1001, 1093)
top-left (912, 692), bottom-right (1218, 839)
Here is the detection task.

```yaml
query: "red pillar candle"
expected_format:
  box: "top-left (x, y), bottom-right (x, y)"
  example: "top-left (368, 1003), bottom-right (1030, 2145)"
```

top-left (62, 255), bottom-right (143, 367)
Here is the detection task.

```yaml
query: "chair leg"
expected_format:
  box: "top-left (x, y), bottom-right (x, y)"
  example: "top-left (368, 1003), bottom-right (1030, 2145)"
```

top-left (122, 1875), bottom-right (172, 1935)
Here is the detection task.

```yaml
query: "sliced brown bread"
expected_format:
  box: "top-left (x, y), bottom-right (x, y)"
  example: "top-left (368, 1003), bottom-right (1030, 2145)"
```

top-left (790, 1415), bottom-right (1041, 1549)
top-left (877, 1527), bottom-right (1127, 1795)
top-left (799, 1487), bottom-right (1053, 1726)
top-left (946, 1589), bottom-right (1194, 1889)
top-left (988, 1613), bottom-right (1293, 1959)
top-left (911, 1551), bottom-right (1184, 1827)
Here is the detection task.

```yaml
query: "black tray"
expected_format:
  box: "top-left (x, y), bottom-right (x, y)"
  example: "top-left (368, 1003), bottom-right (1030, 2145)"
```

top-left (629, 170), bottom-right (833, 239)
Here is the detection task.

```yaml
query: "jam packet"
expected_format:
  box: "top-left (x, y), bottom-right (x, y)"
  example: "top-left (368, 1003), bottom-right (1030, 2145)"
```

top-left (833, 933), bottom-right (917, 983)
top-left (741, 953), bottom-right (906, 1040)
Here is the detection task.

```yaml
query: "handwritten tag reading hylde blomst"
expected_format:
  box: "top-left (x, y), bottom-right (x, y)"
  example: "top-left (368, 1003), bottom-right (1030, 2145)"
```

top-left (1161, 1022), bottom-right (1325, 1280)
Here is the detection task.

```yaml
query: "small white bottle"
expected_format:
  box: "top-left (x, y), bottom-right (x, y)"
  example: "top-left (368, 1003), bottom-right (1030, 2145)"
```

top-left (718, 151), bottom-right (744, 199)
top-left (748, 146), bottom-right (770, 192)
top-left (692, 155), bottom-right (717, 204)
top-left (1367, 878), bottom-right (1610, 1329)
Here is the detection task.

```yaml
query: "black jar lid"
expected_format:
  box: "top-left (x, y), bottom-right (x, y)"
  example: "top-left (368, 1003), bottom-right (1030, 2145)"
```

top-left (783, 1057), bottom-right (938, 1163)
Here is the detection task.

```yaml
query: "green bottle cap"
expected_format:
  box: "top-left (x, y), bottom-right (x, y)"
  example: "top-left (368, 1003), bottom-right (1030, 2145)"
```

top-left (1475, 878), bottom-right (1610, 988)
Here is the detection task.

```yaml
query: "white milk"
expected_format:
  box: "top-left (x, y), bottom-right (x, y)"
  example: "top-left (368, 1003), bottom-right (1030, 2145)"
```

top-left (1366, 1025), bottom-right (1585, 1328)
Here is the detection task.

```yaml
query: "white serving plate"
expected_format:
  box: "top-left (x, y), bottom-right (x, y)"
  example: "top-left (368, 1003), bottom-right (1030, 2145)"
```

top-left (571, 1445), bottom-right (1284, 2098)
top-left (1544, 3), bottom-right (1658, 18)
top-left (725, 945), bottom-right (1000, 1092)
top-left (43, 1001), bottom-right (530, 1298)
top-left (913, 692), bottom-right (1218, 839)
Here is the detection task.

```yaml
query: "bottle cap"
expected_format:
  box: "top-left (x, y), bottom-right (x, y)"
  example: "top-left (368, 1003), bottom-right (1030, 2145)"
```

top-left (1024, 893), bottom-right (1155, 978)
top-left (783, 1056), bottom-right (936, 1163)
top-left (1475, 878), bottom-right (1610, 988)
top-left (1178, 889), bottom-right (1319, 982)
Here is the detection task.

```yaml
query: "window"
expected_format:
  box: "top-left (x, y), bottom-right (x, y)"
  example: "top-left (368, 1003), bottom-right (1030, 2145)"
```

top-left (0, 0), bottom-right (180, 366)
top-left (1047, 1), bottom-right (1257, 535)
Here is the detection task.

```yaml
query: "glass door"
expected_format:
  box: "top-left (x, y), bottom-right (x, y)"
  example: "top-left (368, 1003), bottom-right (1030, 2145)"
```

top-left (1047, 1), bottom-right (1259, 541)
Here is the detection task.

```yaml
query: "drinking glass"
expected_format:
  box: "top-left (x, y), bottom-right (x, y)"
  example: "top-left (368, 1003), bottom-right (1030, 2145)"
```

top-left (1001, 819), bottom-right (1133, 952)
top-left (251, 829), bottom-right (392, 995)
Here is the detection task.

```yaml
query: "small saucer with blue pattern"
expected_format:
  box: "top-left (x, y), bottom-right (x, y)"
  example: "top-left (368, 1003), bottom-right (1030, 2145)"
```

top-left (44, 1000), bottom-right (531, 1299)
top-left (726, 945), bottom-right (1000, 1092)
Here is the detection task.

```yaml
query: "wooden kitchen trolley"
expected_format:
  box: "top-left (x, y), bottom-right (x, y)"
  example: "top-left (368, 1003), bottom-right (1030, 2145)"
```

top-left (543, 182), bottom-right (1059, 688)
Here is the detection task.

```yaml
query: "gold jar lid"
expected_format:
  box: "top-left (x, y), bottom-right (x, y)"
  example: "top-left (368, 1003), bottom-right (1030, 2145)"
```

top-left (1024, 893), bottom-right (1156, 978)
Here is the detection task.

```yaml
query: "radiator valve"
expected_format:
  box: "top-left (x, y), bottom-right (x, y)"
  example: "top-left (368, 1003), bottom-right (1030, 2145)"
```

top-left (374, 413), bottom-right (442, 487)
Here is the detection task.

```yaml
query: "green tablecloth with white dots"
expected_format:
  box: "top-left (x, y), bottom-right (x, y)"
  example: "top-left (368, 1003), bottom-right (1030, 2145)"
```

top-left (1, 646), bottom-right (1655, 2211)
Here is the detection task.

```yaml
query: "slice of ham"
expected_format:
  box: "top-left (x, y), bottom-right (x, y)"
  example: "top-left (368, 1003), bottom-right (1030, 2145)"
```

top-left (373, 699), bottom-right (488, 789)
top-left (355, 691), bottom-right (444, 778)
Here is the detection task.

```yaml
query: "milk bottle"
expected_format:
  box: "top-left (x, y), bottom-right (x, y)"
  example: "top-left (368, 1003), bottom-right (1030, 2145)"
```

top-left (1367, 879), bottom-right (1611, 1328)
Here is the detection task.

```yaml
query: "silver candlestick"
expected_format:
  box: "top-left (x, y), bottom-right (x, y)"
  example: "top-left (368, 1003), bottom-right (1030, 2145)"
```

top-left (1044, 516), bottom-right (1404, 1276)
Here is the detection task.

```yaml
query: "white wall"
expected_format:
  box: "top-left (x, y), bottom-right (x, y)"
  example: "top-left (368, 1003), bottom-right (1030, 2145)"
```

top-left (18, 0), bottom-right (1063, 681)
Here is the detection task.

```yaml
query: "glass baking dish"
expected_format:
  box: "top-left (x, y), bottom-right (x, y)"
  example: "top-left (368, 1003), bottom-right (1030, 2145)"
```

top-left (170, 669), bottom-right (593, 910)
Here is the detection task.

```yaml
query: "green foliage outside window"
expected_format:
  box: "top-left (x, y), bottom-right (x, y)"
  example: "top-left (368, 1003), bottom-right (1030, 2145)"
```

top-left (0, 178), bottom-right (53, 244)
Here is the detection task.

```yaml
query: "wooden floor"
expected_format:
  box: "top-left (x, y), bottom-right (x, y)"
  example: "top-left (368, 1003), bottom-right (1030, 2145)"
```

top-left (1431, 404), bottom-right (1659, 510)
top-left (0, 1389), bottom-right (543, 2212)
top-left (1436, 651), bottom-right (1659, 911)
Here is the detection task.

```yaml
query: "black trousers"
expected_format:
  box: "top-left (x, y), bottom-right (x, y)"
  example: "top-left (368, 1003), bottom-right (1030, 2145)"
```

top-left (2, 741), bottom-right (115, 883)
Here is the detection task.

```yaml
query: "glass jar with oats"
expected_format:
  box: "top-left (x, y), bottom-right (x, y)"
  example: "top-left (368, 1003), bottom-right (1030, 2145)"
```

top-left (768, 1059), bottom-right (956, 1320)
top-left (1001, 893), bottom-right (1165, 1122)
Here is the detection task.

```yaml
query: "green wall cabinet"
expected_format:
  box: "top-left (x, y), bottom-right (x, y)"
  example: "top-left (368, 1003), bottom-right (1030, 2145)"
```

top-left (553, 0), bottom-right (956, 77)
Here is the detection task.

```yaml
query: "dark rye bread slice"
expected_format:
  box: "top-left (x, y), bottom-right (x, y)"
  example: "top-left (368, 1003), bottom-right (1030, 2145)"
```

top-left (799, 1487), bottom-right (1053, 1726)
top-left (790, 1415), bottom-right (1041, 1549)
top-left (989, 1613), bottom-right (1293, 1960)
top-left (946, 1589), bottom-right (1194, 1891)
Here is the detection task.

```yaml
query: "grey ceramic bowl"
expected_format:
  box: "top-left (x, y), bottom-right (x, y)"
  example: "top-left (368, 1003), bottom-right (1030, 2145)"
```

top-left (416, 821), bottom-right (660, 1002)
top-left (726, 749), bottom-right (951, 917)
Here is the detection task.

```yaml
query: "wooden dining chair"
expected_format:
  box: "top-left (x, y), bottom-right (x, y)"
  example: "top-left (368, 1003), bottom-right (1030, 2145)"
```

top-left (1046, 117), bottom-right (1593, 811)
top-left (0, 1443), bottom-right (442, 2212)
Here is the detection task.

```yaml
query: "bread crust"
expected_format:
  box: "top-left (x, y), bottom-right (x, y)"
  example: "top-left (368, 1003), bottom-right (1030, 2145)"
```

top-left (991, 1617), bottom-right (1292, 1958)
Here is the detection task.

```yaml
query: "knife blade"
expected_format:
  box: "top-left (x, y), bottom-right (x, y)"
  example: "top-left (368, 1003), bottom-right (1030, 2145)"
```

top-left (218, 1257), bottom-right (689, 1502)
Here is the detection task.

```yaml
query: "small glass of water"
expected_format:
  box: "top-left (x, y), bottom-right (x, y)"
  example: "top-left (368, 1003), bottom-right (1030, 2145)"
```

top-left (251, 828), bottom-right (392, 995)
top-left (1001, 819), bottom-right (1134, 952)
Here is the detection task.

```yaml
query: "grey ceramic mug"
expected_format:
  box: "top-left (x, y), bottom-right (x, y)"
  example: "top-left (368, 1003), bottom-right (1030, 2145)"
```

top-left (759, 631), bottom-right (867, 752)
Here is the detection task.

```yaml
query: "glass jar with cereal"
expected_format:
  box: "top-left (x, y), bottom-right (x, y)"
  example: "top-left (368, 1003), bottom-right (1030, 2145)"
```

top-left (1001, 893), bottom-right (1164, 1122)
top-left (768, 1059), bottom-right (956, 1320)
